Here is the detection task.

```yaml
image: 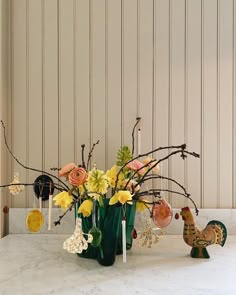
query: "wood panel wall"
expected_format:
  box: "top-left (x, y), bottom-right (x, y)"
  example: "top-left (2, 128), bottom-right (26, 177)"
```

top-left (5, 0), bottom-right (236, 209)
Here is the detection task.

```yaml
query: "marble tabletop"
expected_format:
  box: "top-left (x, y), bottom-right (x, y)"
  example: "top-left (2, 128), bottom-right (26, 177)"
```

top-left (0, 234), bottom-right (236, 295)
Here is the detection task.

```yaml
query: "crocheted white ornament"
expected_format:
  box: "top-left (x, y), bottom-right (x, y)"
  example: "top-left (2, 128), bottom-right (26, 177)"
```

top-left (63, 218), bottom-right (93, 254)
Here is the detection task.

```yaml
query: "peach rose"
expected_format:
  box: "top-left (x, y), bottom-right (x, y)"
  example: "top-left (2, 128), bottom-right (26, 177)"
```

top-left (59, 163), bottom-right (76, 177)
top-left (122, 179), bottom-right (140, 193)
top-left (126, 159), bottom-right (145, 175)
top-left (142, 157), bottom-right (160, 174)
top-left (68, 167), bottom-right (88, 186)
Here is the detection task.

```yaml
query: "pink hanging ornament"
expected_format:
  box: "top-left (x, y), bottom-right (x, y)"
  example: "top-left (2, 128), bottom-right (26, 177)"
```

top-left (152, 199), bottom-right (173, 228)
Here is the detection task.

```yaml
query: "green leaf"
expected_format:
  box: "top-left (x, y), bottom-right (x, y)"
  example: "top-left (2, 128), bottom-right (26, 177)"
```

top-left (98, 195), bottom-right (104, 207)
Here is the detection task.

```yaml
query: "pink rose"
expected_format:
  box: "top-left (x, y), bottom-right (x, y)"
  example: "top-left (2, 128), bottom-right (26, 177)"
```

top-left (68, 167), bottom-right (88, 186)
top-left (59, 163), bottom-right (76, 177)
top-left (126, 159), bottom-right (145, 175)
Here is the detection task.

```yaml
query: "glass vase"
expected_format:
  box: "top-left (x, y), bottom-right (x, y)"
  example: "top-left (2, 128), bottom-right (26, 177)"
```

top-left (97, 202), bottom-right (122, 266)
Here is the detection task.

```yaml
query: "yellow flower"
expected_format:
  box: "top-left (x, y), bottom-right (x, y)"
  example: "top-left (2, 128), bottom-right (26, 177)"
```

top-left (53, 191), bottom-right (73, 209)
top-left (109, 190), bottom-right (132, 205)
top-left (136, 199), bottom-right (151, 212)
top-left (106, 165), bottom-right (125, 188)
top-left (78, 199), bottom-right (93, 217)
top-left (87, 168), bottom-right (109, 194)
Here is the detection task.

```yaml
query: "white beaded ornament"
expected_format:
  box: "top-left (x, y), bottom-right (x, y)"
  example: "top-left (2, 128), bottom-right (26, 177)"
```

top-left (63, 218), bottom-right (93, 254)
top-left (8, 172), bottom-right (25, 195)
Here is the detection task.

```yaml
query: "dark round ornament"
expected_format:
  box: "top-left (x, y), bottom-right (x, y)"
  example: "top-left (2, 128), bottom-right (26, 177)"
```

top-left (175, 213), bottom-right (180, 220)
top-left (33, 174), bottom-right (54, 201)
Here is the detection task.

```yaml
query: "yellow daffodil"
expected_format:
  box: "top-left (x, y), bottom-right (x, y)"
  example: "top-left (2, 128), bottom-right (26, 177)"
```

top-left (106, 165), bottom-right (125, 188)
top-left (136, 199), bottom-right (151, 212)
top-left (53, 191), bottom-right (73, 209)
top-left (78, 199), bottom-right (93, 217)
top-left (87, 168), bottom-right (109, 195)
top-left (109, 190), bottom-right (132, 205)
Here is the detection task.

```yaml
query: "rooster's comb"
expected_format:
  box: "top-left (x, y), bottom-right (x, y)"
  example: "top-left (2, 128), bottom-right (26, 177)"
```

top-left (181, 207), bottom-right (190, 211)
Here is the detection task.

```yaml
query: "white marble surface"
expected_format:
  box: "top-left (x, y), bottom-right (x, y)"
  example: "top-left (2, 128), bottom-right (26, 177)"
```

top-left (0, 234), bottom-right (235, 295)
top-left (9, 208), bottom-right (236, 235)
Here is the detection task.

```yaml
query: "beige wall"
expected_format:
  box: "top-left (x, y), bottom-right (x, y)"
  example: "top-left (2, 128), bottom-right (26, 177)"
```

top-left (3, 0), bottom-right (236, 210)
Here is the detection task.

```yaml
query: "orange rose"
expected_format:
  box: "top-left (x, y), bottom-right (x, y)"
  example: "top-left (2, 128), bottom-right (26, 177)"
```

top-left (59, 163), bottom-right (76, 177)
top-left (68, 167), bottom-right (88, 186)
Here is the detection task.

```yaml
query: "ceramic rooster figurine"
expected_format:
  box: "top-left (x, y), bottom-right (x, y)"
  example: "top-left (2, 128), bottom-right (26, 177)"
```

top-left (180, 207), bottom-right (227, 258)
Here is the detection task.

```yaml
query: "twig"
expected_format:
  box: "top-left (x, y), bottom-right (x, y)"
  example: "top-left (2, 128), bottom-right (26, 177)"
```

top-left (122, 148), bottom-right (199, 191)
top-left (134, 189), bottom-right (199, 215)
top-left (54, 202), bottom-right (74, 226)
top-left (50, 167), bottom-right (61, 171)
top-left (0, 120), bottom-right (69, 191)
top-left (135, 189), bottom-right (187, 199)
top-left (142, 174), bottom-right (188, 195)
top-left (114, 144), bottom-right (189, 190)
top-left (81, 144), bottom-right (86, 169)
top-left (86, 140), bottom-right (100, 169)
top-left (136, 149), bottom-right (200, 188)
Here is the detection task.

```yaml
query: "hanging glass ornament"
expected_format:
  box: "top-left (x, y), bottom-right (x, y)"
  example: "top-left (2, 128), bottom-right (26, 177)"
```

top-left (152, 199), bottom-right (173, 228)
top-left (25, 209), bottom-right (44, 233)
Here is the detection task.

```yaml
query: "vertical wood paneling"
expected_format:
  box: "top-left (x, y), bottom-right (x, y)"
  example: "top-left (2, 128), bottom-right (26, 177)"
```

top-left (219, 0), bottom-right (233, 207)
top-left (92, 0), bottom-right (106, 170)
top-left (139, 0), bottom-right (153, 155)
top-left (28, 0), bottom-right (43, 207)
top-left (123, 0), bottom-right (138, 149)
top-left (155, 0), bottom-right (170, 197)
top-left (44, 0), bottom-right (59, 172)
top-left (12, 0), bottom-right (27, 207)
top-left (107, 0), bottom-right (121, 168)
top-left (187, 0), bottom-right (201, 208)
top-left (170, 0), bottom-right (186, 208)
top-left (59, 0), bottom-right (75, 167)
top-left (75, 0), bottom-right (90, 166)
top-left (8, 0), bottom-right (236, 209)
top-left (203, 0), bottom-right (218, 207)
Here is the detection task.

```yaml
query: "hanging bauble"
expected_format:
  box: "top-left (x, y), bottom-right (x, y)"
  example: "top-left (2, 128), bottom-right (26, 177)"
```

top-left (152, 199), bottom-right (173, 228)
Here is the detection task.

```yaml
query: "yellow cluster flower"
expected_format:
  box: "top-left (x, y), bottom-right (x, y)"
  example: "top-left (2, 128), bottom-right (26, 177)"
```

top-left (87, 168), bottom-right (109, 195)
top-left (53, 191), bottom-right (73, 209)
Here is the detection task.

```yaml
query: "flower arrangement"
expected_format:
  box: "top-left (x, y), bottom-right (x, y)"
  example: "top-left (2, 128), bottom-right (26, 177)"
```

top-left (0, 118), bottom-right (200, 266)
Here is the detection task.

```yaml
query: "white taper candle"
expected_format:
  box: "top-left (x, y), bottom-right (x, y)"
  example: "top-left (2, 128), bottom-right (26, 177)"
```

top-left (137, 128), bottom-right (141, 155)
top-left (39, 196), bottom-right (42, 212)
top-left (48, 194), bottom-right (53, 230)
top-left (122, 218), bottom-right (126, 263)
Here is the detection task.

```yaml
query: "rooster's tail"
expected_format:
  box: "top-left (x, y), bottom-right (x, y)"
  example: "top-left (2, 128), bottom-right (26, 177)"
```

top-left (207, 220), bottom-right (227, 246)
